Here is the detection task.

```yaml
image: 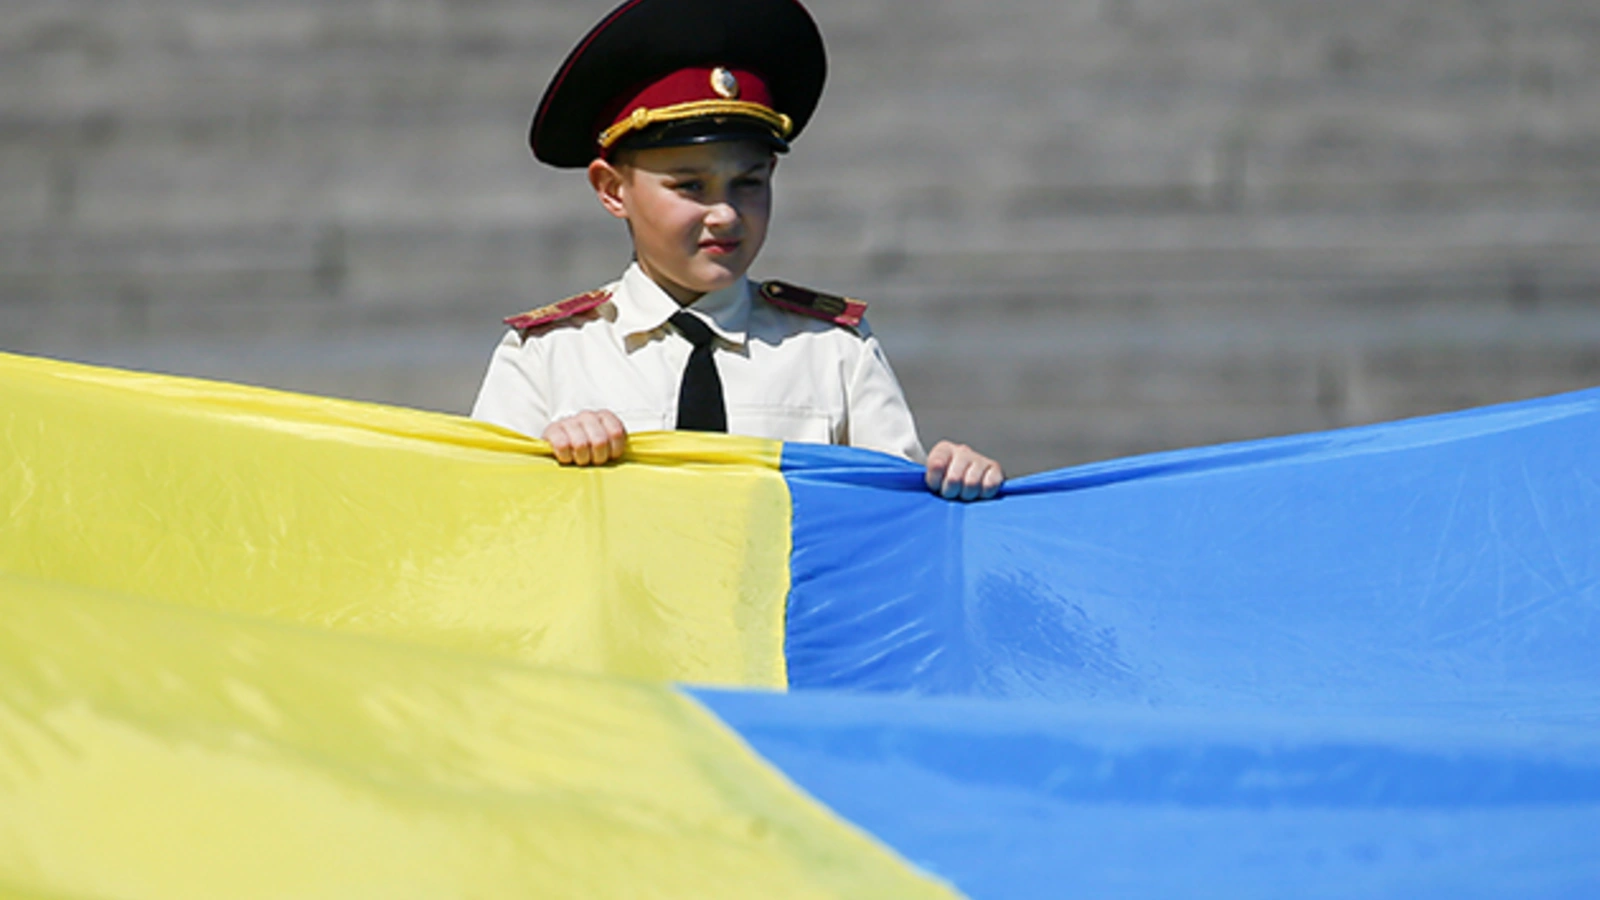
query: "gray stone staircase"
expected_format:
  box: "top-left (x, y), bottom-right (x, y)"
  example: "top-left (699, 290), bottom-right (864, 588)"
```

top-left (4, 0), bottom-right (1597, 473)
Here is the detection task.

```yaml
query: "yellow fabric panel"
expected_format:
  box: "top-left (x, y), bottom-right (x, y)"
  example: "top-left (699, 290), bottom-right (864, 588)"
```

top-left (0, 352), bottom-right (787, 688)
top-left (0, 574), bottom-right (958, 899)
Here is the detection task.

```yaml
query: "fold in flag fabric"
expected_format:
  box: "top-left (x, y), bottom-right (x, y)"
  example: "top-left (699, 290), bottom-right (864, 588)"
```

top-left (2, 350), bottom-right (1598, 897)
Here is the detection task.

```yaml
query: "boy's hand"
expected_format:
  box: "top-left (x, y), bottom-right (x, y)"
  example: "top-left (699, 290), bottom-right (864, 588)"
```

top-left (925, 440), bottom-right (1004, 501)
top-left (543, 410), bottom-right (628, 465)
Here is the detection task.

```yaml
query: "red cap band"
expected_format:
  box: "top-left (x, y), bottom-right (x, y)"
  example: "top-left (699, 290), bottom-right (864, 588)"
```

top-left (595, 67), bottom-right (791, 150)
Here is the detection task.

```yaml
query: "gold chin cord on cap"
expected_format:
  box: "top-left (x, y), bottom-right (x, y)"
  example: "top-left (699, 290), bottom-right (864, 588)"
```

top-left (596, 100), bottom-right (795, 150)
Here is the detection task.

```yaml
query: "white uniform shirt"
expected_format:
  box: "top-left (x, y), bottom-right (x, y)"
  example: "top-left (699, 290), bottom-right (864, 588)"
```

top-left (471, 263), bottom-right (926, 461)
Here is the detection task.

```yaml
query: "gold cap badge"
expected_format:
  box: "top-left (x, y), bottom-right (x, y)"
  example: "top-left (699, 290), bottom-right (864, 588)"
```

top-left (710, 67), bottom-right (740, 100)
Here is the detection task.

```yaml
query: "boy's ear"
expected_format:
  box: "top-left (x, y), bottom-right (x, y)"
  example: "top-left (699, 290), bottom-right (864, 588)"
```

top-left (588, 158), bottom-right (629, 219)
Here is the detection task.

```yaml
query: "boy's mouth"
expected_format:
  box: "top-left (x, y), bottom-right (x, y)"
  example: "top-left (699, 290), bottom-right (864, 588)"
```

top-left (699, 238), bottom-right (741, 256)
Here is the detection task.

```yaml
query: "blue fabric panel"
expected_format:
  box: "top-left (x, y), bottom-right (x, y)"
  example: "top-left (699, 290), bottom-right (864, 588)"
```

top-left (770, 388), bottom-right (1600, 896)
top-left (694, 686), bottom-right (1600, 899)
top-left (780, 388), bottom-right (1600, 715)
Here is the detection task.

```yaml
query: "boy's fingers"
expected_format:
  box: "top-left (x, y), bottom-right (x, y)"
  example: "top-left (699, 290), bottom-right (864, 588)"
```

top-left (598, 410), bottom-right (629, 461)
top-left (960, 460), bottom-right (1002, 501)
top-left (941, 453), bottom-right (974, 499)
top-left (924, 441), bottom-right (955, 492)
top-left (577, 413), bottom-right (612, 464)
top-left (544, 412), bottom-right (631, 467)
top-left (924, 441), bottom-right (1006, 502)
top-left (544, 421), bottom-right (575, 464)
top-left (959, 464), bottom-right (986, 501)
top-left (980, 462), bottom-right (1005, 499)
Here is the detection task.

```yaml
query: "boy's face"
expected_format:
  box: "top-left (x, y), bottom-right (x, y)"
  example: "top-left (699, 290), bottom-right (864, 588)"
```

top-left (589, 140), bottom-right (775, 304)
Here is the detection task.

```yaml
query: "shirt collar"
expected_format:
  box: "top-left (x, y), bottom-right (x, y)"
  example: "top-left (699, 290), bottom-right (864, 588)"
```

top-left (613, 262), bottom-right (751, 351)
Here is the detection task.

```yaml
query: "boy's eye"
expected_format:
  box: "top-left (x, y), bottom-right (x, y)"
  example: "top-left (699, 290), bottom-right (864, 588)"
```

top-left (672, 180), bottom-right (704, 193)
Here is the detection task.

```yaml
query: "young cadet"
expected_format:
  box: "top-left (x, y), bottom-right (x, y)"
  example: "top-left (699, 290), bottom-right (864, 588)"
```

top-left (470, 0), bottom-right (1004, 501)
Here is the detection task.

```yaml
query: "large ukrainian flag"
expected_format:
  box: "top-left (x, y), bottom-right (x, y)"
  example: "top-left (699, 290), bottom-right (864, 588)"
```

top-left (3, 350), bottom-right (1599, 897)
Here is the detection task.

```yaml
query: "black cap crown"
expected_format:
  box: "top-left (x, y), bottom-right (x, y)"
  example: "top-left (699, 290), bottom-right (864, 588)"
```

top-left (530, 0), bottom-right (827, 168)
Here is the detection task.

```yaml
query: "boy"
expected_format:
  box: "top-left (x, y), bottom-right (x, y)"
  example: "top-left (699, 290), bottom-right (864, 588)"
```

top-left (471, 0), bottom-right (1003, 501)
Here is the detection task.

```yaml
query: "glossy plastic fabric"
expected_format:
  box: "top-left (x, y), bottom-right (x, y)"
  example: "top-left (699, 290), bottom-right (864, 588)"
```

top-left (0, 574), bottom-right (952, 899)
top-left (9, 348), bottom-right (1600, 897)
top-left (1, 352), bottom-right (790, 687)
top-left (697, 687), bottom-right (1600, 898)
top-left (781, 389), bottom-right (1600, 709)
top-left (0, 352), bottom-right (953, 898)
top-left (739, 388), bottom-right (1600, 897)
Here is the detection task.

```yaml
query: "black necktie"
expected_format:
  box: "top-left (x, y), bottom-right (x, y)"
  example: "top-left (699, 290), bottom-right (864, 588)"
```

top-left (669, 311), bottom-right (727, 432)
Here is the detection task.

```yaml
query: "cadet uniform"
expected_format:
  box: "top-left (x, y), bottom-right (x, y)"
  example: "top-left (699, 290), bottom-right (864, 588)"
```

top-left (469, 0), bottom-right (927, 461)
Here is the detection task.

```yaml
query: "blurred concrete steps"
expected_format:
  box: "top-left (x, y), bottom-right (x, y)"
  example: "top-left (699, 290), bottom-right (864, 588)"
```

top-left (3, 0), bottom-right (1598, 471)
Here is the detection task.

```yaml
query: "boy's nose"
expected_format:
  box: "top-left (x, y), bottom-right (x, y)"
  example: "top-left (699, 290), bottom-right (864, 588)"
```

top-left (704, 202), bottom-right (738, 227)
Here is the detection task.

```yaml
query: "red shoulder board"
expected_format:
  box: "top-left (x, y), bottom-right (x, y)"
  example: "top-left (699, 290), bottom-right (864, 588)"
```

top-left (503, 289), bottom-right (611, 330)
top-left (758, 280), bottom-right (866, 328)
